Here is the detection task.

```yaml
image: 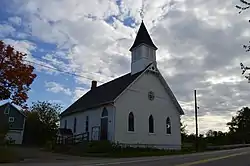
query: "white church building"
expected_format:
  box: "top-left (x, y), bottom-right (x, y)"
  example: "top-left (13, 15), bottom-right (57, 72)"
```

top-left (59, 21), bottom-right (184, 149)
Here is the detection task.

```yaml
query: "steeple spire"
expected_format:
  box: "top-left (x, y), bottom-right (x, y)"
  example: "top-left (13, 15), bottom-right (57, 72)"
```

top-left (129, 21), bottom-right (157, 51)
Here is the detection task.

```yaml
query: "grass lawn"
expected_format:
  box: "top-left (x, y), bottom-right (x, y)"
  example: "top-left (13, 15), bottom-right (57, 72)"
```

top-left (78, 150), bottom-right (196, 158)
top-left (0, 146), bottom-right (22, 163)
top-left (50, 144), bottom-right (196, 158)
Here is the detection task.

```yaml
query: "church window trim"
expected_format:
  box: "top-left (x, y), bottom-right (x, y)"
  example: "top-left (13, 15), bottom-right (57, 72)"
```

top-left (128, 112), bottom-right (135, 132)
top-left (166, 117), bottom-right (171, 135)
top-left (101, 107), bottom-right (108, 118)
top-left (4, 106), bottom-right (10, 114)
top-left (149, 115), bottom-right (154, 134)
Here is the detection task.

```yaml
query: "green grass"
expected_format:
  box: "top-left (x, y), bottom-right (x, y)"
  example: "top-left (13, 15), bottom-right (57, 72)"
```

top-left (0, 146), bottom-right (22, 163)
top-left (62, 149), bottom-right (196, 158)
top-left (102, 150), bottom-right (195, 158)
top-left (49, 144), bottom-right (196, 158)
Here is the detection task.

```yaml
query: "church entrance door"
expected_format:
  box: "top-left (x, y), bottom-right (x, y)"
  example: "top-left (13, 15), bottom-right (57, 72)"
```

top-left (100, 118), bottom-right (108, 140)
top-left (100, 108), bottom-right (108, 140)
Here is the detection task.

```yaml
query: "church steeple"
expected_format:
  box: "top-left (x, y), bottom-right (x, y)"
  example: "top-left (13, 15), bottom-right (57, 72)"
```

top-left (130, 21), bottom-right (158, 75)
top-left (129, 21), bottom-right (157, 51)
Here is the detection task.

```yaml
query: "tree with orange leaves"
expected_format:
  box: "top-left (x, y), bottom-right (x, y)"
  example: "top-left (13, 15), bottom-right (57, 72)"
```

top-left (0, 40), bottom-right (36, 109)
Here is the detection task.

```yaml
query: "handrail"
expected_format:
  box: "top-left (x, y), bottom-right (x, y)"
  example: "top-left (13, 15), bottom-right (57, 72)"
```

top-left (56, 132), bottom-right (89, 145)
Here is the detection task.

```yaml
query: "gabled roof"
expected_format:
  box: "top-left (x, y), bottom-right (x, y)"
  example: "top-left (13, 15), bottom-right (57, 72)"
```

top-left (60, 69), bottom-right (145, 117)
top-left (60, 63), bottom-right (184, 117)
top-left (129, 21), bottom-right (158, 51)
top-left (0, 102), bottom-right (27, 118)
top-left (154, 70), bottom-right (184, 115)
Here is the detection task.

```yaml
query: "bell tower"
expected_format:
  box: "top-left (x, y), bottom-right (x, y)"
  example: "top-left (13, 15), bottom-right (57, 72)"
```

top-left (130, 21), bottom-right (158, 75)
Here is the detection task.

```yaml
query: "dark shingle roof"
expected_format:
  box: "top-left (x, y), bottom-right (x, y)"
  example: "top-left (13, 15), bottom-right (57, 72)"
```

top-left (60, 70), bottom-right (144, 117)
top-left (129, 21), bottom-right (158, 51)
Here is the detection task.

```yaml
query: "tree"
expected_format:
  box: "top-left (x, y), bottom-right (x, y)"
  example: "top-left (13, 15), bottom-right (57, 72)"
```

top-left (180, 121), bottom-right (189, 143)
top-left (180, 121), bottom-right (187, 134)
top-left (236, 0), bottom-right (250, 14)
top-left (227, 107), bottom-right (250, 143)
top-left (23, 101), bottom-right (61, 146)
top-left (0, 41), bottom-right (36, 109)
top-left (236, 1), bottom-right (250, 52)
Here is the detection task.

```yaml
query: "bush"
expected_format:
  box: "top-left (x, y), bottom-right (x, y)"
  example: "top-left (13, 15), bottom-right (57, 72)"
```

top-left (44, 140), bottom-right (56, 151)
top-left (86, 140), bottom-right (113, 153)
top-left (52, 141), bottom-right (190, 157)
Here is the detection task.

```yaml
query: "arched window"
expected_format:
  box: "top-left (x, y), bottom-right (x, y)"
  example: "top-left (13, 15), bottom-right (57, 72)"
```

top-left (128, 112), bottom-right (134, 132)
top-left (166, 117), bottom-right (171, 134)
top-left (73, 117), bottom-right (77, 133)
top-left (101, 107), bottom-right (108, 117)
top-left (149, 115), bottom-right (154, 133)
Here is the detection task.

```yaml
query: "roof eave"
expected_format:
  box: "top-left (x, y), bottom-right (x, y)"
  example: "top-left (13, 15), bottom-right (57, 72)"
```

top-left (151, 68), bottom-right (185, 116)
top-left (129, 43), bottom-right (158, 52)
top-left (60, 101), bottom-right (115, 118)
top-left (113, 63), bottom-right (153, 103)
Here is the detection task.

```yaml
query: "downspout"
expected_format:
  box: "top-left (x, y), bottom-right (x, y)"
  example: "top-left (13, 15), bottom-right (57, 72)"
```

top-left (110, 102), bottom-right (116, 142)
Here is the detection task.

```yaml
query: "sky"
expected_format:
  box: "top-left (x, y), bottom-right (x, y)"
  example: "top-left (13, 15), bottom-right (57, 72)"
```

top-left (1, 0), bottom-right (250, 134)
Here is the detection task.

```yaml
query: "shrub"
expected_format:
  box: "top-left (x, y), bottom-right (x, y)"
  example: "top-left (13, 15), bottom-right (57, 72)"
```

top-left (45, 140), bottom-right (56, 151)
top-left (86, 140), bottom-right (113, 153)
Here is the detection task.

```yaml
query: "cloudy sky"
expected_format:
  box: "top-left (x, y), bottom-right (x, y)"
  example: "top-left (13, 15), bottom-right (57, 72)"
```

top-left (1, 0), bottom-right (250, 134)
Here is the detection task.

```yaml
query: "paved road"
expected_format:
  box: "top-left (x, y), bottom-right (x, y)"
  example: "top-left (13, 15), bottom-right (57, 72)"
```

top-left (2, 147), bottom-right (250, 166)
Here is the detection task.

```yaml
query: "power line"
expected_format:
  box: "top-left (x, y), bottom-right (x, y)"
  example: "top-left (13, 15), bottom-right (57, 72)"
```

top-left (23, 59), bottom-right (105, 83)
top-left (24, 59), bottom-right (166, 97)
top-left (26, 58), bottom-right (176, 98)
top-left (29, 54), bottom-right (107, 80)
top-left (24, 58), bottom-right (188, 103)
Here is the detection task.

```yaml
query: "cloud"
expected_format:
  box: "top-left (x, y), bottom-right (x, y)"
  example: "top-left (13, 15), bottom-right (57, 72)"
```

top-left (45, 81), bottom-right (72, 96)
top-left (8, 16), bottom-right (22, 26)
top-left (3, 0), bottom-right (250, 134)
top-left (0, 24), bottom-right (15, 38)
top-left (2, 39), bottom-right (36, 54)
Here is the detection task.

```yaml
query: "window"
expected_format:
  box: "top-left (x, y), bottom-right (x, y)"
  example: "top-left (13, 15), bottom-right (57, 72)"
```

top-left (166, 117), bottom-right (171, 134)
top-left (128, 112), bottom-right (134, 132)
top-left (73, 117), bottom-right (77, 133)
top-left (4, 107), bottom-right (10, 114)
top-left (9, 117), bottom-right (14, 122)
top-left (101, 107), bottom-right (108, 117)
top-left (149, 115), bottom-right (154, 133)
top-left (64, 120), bottom-right (67, 129)
top-left (85, 116), bottom-right (89, 132)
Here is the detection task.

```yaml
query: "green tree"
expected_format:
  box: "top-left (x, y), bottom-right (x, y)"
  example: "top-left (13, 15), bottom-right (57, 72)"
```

top-left (180, 121), bottom-right (187, 134)
top-left (227, 107), bottom-right (250, 143)
top-left (180, 121), bottom-right (188, 143)
top-left (205, 130), bottom-right (229, 145)
top-left (23, 101), bottom-right (61, 146)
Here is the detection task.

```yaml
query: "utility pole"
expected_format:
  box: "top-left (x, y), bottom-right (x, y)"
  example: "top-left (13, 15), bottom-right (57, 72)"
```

top-left (194, 90), bottom-right (199, 152)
